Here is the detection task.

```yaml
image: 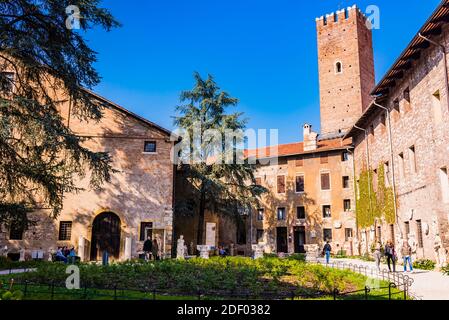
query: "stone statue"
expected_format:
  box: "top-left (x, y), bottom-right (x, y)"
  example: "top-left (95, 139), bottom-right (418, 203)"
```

top-left (177, 235), bottom-right (185, 259)
top-left (2, 245), bottom-right (7, 257)
top-left (48, 248), bottom-right (54, 261)
top-left (19, 248), bottom-right (26, 262)
top-left (432, 216), bottom-right (448, 269)
top-left (407, 233), bottom-right (418, 256)
top-left (189, 241), bottom-right (195, 255)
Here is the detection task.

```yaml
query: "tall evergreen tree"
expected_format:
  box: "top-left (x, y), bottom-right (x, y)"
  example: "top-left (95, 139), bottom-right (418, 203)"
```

top-left (0, 1), bottom-right (119, 229)
top-left (174, 72), bottom-right (265, 245)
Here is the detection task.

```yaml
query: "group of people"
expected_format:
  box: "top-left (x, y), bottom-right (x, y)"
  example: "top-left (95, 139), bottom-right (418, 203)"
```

top-left (373, 240), bottom-right (414, 273)
top-left (143, 236), bottom-right (161, 261)
top-left (55, 246), bottom-right (77, 264)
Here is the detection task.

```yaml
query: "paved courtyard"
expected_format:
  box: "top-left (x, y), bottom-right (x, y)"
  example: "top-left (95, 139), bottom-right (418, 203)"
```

top-left (318, 257), bottom-right (449, 300)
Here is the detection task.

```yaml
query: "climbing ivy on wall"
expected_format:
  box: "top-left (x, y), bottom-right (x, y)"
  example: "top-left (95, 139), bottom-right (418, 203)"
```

top-left (377, 164), bottom-right (396, 224)
top-left (356, 163), bottom-right (397, 228)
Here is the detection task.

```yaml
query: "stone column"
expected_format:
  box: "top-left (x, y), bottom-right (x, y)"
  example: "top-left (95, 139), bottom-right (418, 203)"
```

top-left (78, 236), bottom-right (85, 262)
top-left (125, 236), bottom-right (132, 261)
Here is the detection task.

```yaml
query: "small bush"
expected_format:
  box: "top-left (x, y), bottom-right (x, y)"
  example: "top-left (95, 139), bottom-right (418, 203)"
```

top-left (288, 254), bottom-right (306, 262)
top-left (412, 259), bottom-right (435, 270)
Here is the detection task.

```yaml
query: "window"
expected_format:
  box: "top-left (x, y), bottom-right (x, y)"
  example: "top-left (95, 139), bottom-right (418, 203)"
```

top-left (322, 205), bottom-right (331, 218)
top-left (277, 175), bottom-right (285, 194)
top-left (416, 220), bottom-right (424, 248)
top-left (297, 206), bottom-right (306, 219)
top-left (409, 146), bottom-right (417, 173)
top-left (393, 99), bottom-right (400, 113)
top-left (342, 176), bottom-right (350, 189)
top-left (404, 87), bottom-right (410, 103)
top-left (139, 222), bottom-right (153, 241)
top-left (377, 226), bottom-right (382, 241)
top-left (257, 209), bottom-right (264, 221)
top-left (9, 223), bottom-right (24, 240)
top-left (321, 172), bottom-right (330, 190)
top-left (343, 199), bottom-right (351, 212)
top-left (256, 229), bottom-right (264, 243)
top-left (345, 228), bottom-right (353, 241)
top-left (320, 154), bottom-right (329, 164)
top-left (58, 221), bottom-right (72, 241)
top-left (295, 157), bottom-right (304, 167)
top-left (390, 224), bottom-right (395, 242)
top-left (295, 175), bottom-right (305, 193)
top-left (433, 90), bottom-right (443, 124)
top-left (1, 72), bottom-right (15, 94)
top-left (144, 141), bottom-right (157, 153)
top-left (236, 218), bottom-right (247, 245)
top-left (277, 207), bottom-right (286, 221)
top-left (398, 153), bottom-right (405, 179)
top-left (323, 229), bottom-right (333, 241)
top-left (335, 61), bottom-right (342, 74)
top-left (341, 151), bottom-right (349, 162)
top-left (440, 167), bottom-right (449, 203)
top-left (404, 222), bottom-right (410, 237)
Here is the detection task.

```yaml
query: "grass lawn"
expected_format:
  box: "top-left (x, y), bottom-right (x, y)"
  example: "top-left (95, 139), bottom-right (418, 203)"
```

top-left (0, 256), bottom-right (407, 300)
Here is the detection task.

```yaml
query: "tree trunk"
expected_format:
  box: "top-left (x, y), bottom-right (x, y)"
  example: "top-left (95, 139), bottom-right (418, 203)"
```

top-left (196, 187), bottom-right (206, 245)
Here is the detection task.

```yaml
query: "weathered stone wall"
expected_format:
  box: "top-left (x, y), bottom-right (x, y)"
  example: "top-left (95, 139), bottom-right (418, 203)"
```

top-left (0, 93), bottom-right (175, 261)
top-left (353, 25), bottom-right (449, 262)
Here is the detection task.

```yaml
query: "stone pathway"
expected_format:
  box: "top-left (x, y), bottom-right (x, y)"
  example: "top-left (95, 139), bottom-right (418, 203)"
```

top-left (317, 257), bottom-right (449, 300)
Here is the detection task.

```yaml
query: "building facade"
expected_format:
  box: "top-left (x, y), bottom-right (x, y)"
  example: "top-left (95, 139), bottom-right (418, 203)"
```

top-left (0, 84), bottom-right (176, 261)
top-left (345, 1), bottom-right (449, 266)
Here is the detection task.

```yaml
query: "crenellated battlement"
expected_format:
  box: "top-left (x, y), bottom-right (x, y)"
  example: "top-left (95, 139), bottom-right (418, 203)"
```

top-left (316, 4), bottom-right (368, 27)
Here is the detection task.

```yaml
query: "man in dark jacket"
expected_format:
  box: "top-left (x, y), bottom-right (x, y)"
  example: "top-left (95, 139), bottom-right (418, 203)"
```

top-left (143, 236), bottom-right (153, 261)
top-left (323, 241), bottom-right (332, 265)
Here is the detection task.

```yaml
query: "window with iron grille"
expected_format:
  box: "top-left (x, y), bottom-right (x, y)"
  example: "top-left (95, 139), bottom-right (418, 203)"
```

top-left (404, 221), bottom-right (410, 236)
top-left (58, 221), bottom-right (72, 241)
top-left (144, 141), bottom-right (157, 153)
top-left (377, 226), bottom-right (382, 241)
top-left (416, 220), bottom-right (424, 248)
top-left (9, 223), bottom-right (24, 240)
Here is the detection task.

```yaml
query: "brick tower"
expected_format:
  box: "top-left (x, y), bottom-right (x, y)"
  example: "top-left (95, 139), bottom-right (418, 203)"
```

top-left (316, 5), bottom-right (375, 135)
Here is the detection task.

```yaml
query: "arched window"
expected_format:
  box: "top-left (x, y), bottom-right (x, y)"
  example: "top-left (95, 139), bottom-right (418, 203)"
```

top-left (335, 61), bottom-right (343, 74)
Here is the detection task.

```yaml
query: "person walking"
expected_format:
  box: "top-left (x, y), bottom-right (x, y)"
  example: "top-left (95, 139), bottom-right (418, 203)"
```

top-left (384, 240), bottom-right (396, 272)
top-left (322, 241), bottom-right (332, 265)
top-left (374, 241), bottom-right (383, 271)
top-left (151, 238), bottom-right (159, 261)
top-left (401, 240), bottom-right (414, 273)
top-left (143, 236), bottom-right (153, 261)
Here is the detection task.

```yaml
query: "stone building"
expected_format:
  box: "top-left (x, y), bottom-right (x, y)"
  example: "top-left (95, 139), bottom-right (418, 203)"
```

top-left (344, 1), bottom-right (449, 266)
top-left (0, 86), bottom-right (177, 262)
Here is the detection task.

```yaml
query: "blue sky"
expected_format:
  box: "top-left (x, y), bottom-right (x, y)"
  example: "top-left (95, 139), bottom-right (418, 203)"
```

top-left (87, 0), bottom-right (441, 144)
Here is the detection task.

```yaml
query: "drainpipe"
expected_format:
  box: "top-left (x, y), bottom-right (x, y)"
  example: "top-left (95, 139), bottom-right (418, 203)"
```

top-left (353, 125), bottom-right (372, 253)
top-left (418, 33), bottom-right (449, 108)
top-left (372, 100), bottom-right (401, 240)
top-left (346, 147), bottom-right (357, 256)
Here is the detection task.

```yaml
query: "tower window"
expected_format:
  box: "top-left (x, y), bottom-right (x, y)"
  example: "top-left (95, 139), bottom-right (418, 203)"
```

top-left (335, 61), bottom-right (343, 74)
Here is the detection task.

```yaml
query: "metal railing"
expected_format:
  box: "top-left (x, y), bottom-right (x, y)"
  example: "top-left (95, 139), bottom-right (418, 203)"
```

top-left (314, 260), bottom-right (417, 300)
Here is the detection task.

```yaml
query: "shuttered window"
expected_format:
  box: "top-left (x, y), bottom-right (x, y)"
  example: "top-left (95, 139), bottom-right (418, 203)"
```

top-left (321, 172), bottom-right (330, 190)
top-left (277, 175), bottom-right (286, 194)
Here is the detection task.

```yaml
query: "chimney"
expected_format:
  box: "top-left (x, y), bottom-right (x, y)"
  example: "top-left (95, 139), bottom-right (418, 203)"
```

top-left (303, 124), bottom-right (318, 151)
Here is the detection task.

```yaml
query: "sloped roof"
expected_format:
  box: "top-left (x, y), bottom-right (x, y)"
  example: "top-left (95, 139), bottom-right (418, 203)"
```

top-left (83, 88), bottom-right (176, 138)
top-left (244, 138), bottom-right (353, 160)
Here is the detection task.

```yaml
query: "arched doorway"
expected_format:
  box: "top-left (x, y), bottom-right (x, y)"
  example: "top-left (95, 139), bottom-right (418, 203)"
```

top-left (90, 212), bottom-right (121, 261)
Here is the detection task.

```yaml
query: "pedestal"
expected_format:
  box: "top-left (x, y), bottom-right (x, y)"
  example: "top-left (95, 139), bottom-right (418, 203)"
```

top-left (304, 244), bottom-right (319, 262)
top-left (78, 236), bottom-right (85, 262)
top-left (197, 245), bottom-right (211, 259)
top-left (252, 244), bottom-right (265, 259)
top-left (19, 248), bottom-right (25, 262)
top-left (125, 236), bottom-right (132, 260)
